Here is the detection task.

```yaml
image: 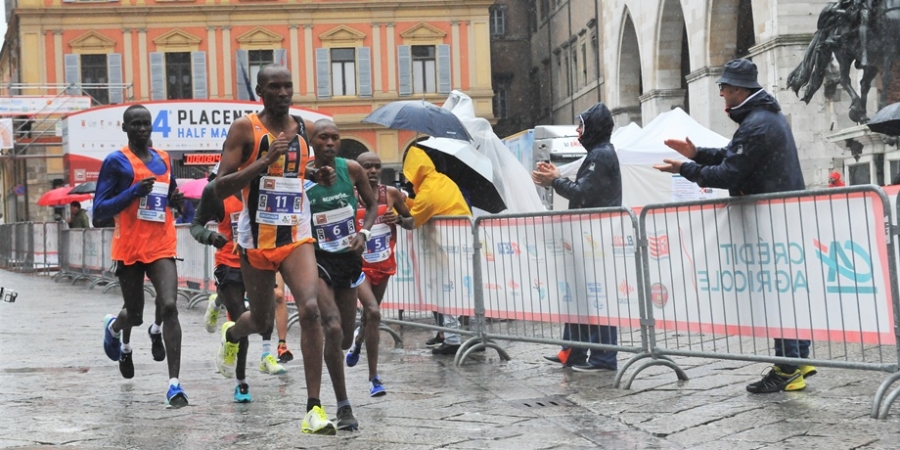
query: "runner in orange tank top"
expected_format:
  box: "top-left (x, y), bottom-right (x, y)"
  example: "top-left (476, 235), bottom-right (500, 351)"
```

top-left (345, 152), bottom-right (414, 398)
top-left (92, 104), bottom-right (189, 408)
top-left (213, 64), bottom-right (338, 435)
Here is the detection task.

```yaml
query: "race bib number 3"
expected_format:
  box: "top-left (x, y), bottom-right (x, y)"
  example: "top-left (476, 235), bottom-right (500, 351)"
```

top-left (363, 223), bottom-right (392, 263)
top-left (256, 176), bottom-right (303, 226)
top-left (313, 205), bottom-right (356, 252)
top-left (137, 182), bottom-right (168, 222)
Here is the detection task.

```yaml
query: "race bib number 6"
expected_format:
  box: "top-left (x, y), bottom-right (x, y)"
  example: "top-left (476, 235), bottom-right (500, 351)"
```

top-left (313, 205), bottom-right (356, 252)
top-left (137, 182), bottom-right (168, 222)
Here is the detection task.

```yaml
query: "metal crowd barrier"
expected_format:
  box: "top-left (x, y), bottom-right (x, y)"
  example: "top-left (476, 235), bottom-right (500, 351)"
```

top-left (472, 207), bottom-right (655, 369)
top-left (631, 185), bottom-right (900, 419)
top-left (175, 224), bottom-right (213, 308)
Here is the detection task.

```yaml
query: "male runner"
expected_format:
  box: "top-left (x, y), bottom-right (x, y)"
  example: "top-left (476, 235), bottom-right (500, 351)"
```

top-left (214, 64), bottom-right (336, 434)
top-left (307, 119), bottom-right (377, 430)
top-left (191, 169), bottom-right (286, 403)
top-left (94, 104), bottom-right (188, 408)
top-left (345, 152), bottom-right (414, 397)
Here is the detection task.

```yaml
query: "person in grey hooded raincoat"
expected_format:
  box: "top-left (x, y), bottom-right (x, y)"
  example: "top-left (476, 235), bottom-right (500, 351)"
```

top-left (656, 58), bottom-right (812, 394)
top-left (532, 102), bottom-right (621, 373)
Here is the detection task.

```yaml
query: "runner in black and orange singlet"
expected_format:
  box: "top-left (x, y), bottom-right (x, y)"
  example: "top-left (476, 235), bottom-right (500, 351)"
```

top-left (94, 104), bottom-right (188, 409)
top-left (190, 167), bottom-right (287, 404)
top-left (345, 152), bottom-right (414, 398)
top-left (213, 65), bottom-right (337, 435)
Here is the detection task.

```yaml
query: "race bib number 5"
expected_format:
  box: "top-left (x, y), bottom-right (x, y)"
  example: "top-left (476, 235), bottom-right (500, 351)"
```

top-left (137, 182), bottom-right (168, 222)
top-left (363, 223), bottom-right (393, 263)
top-left (256, 176), bottom-right (303, 226)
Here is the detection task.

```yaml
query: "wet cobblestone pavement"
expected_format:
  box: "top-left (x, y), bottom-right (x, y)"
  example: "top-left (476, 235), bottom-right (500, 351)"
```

top-left (2, 270), bottom-right (900, 449)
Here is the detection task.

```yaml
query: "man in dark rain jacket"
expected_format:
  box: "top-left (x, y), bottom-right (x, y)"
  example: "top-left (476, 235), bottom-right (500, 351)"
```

top-left (655, 58), bottom-right (813, 394)
top-left (532, 102), bottom-right (621, 373)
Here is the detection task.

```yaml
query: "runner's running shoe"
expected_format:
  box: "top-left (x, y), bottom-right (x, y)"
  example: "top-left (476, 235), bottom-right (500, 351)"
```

top-left (234, 383), bottom-right (252, 403)
top-left (166, 384), bottom-right (189, 409)
top-left (369, 375), bottom-right (386, 397)
top-left (336, 405), bottom-right (359, 431)
top-left (259, 352), bottom-right (286, 375)
top-left (119, 351), bottom-right (134, 379)
top-left (103, 314), bottom-right (121, 361)
top-left (215, 322), bottom-right (240, 378)
top-left (148, 325), bottom-right (165, 362)
top-left (301, 406), bottom-right (336, 435)
top-left (204, 295), bottom-right (221, 333)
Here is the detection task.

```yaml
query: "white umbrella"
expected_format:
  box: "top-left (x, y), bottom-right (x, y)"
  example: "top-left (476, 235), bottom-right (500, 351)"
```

top-left (417, 137), bottom-right (493, 181)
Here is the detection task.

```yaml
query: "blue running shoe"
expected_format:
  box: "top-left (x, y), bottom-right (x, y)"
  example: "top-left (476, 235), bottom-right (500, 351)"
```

top-left (346, 348), bottom-right (360, 367)
top-left (166, 384), bottom-right (189, 409)
top-left (234, 383), bottom-right (252, 403)
top-left (369, 375), bottom-right (386, 397)
top-left (103, 314), bottom-right (121, 361)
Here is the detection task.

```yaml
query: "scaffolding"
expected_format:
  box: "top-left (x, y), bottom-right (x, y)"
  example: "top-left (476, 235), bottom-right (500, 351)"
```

top-left (0, 82), bottom-right (134, 222)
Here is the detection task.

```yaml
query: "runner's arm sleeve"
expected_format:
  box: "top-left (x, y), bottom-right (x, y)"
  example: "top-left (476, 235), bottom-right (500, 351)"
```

top-left (93, 153), bottom-right (142, 221)
top-left (190, 182), bottom-right (221, 245)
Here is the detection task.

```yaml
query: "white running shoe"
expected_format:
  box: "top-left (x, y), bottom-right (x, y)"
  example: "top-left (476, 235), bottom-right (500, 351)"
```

top-left (259, 352), bottom-right (286, 375)
top-left (204, 295), bottom-right (222, 334)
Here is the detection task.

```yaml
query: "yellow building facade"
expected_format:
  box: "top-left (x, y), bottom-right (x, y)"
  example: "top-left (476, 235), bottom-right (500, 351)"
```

top-left (0, 0), bottom-right (494, 221)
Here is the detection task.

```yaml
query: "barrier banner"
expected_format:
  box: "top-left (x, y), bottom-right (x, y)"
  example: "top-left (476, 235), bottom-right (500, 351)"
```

top-left (478, 211), bottom-right (641, 326)
top-left (83, 229), bottom-right (103, 272)
top-left (175, 225), bottom-right (207, 290)
top-left (69, 230), bottom-right (84, 271)
top-left (643, 191), bottom-right (894, 344)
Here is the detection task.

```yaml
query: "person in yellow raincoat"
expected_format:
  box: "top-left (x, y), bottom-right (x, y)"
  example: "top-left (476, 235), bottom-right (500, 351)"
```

top-left (402, 145), bottom-right (471, 355)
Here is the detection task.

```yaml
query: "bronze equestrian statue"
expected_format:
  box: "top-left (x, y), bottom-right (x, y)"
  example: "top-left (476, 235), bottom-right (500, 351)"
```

top-left (787, 0), bottom-right (900, 123)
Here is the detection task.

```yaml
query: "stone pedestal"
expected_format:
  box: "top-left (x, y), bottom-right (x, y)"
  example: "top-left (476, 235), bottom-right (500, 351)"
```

top-left (825, 124), bottom-right (900, 186)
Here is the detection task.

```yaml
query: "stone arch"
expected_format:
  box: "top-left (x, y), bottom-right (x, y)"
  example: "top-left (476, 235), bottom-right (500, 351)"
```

top-left (653, 0), bottom-right (690, 112)
top-left (338, 138), bottom-right (370, 160)
top-left (617, 7), bottom-right (643, 125)
top-left (708, 0), bottom-right (754, 65)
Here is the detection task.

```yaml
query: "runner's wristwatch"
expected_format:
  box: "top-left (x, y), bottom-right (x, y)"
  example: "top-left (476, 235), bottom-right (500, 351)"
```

top-left (358, 229), bottom-right (372, 241)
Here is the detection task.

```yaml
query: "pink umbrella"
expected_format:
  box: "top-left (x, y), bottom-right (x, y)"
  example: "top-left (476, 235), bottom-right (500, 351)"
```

top-left (178, 178), bottom-right (209, 200)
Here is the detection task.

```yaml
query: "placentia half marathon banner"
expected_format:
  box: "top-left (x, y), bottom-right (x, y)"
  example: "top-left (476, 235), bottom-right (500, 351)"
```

top-left (61, 100), bottom-right (330, 183)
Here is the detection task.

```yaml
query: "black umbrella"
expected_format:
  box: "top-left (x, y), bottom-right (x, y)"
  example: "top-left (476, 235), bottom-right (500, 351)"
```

top-left (363, 100), bottom-right (473, 142)
top-left (415, 137), bottom-right (506, 213)
top-left (70, 181), bottom-right (97, 194)
top-left (867, 102), bottom-right (900, 136)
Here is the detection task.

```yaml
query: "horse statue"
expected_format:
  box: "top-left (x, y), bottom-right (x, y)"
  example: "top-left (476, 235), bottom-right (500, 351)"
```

top-left (787, 0), bottom-right (900, 123)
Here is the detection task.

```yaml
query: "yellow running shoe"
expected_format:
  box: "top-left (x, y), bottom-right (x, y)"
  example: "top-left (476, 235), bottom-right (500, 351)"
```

top-left (301, 405), bottom-right (336, 435)
top-left (799, 365), bottom-right (817, 379)
top-left (259, 352), bottom-right (286, 375)
top-left (215, 322), bottom-right (240, 378)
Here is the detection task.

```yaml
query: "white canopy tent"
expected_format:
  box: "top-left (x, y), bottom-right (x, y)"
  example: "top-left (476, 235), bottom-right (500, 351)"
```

top-left (556, 108), bottom-right (730, 208)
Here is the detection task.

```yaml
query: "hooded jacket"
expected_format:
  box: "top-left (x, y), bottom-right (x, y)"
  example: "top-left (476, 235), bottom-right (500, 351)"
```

top-left (680, 90), bottom-right (805, 195)
top-left (402, 146), bottom-right (472, 228)
top-left (551, 102), bottom-right (622, 209)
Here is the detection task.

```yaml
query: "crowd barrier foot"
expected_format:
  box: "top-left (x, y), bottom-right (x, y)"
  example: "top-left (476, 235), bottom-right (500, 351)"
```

top-left (613, 352), bottom-right (654, 388)
top-left (88, 278), bottom-right (113, 290)
top-left (287, 312), bottom-right (300, 332)
top-left (187, 293), bottom-right (208, 310)
top-left (378, 324), bottom-right (404, 348)
top-left (101, 282), bottom-right (120, 294)
top-left (618, 355), bottom-right (689, 390)
top-left (53, 272), bottom-right (74, 283)
top-left (71, 274), bottom-right (92, 285)
top-left (455, 339), bottom-right (510, 367)
top-left (872, 372), bottom-right (900, 419)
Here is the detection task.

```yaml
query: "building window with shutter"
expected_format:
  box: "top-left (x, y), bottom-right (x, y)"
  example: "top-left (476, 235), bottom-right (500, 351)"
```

top-left (412, 45), bottom-right (436, 94)
top-left (492, 86), bottom-right (507, 119)
top-left (165, 52), bottom-right (193, 99)
top-left (248, 50), bottom-right (275, 86)
top-left (331, 48), bottom-right (357, 97)
top-left (81, 54), bottom-right (109, 105)
top-left (490, 6), bottom-right (506, 37)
